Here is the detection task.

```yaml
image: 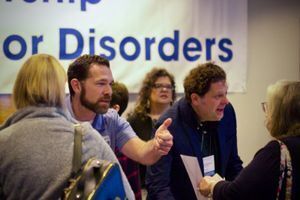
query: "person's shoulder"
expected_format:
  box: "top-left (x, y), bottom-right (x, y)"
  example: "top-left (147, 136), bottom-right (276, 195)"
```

top-left (79, 121), bottom-right (94, 131)
top-left (220, 103), bottom-right (236, 126)
top-left (224, 103), bottom-right (236, 116)
top-left (165, 98), bottom-right (183, 116)
top-left (127, 112), bottom-right (148, 123)
top-left (265, 140), bottom-right (281, 149)
top-left (104, 108), bottom-right (120, 120)
top-left (104, 109), bottom-right (131, 132)
top-left (281, 135), bottom-right (300, 144)
top-left (254, 140), bottom-right (280, 158)
top-left (80, 121), bottom-right (106, 143)
top-left (127, 111), bottom-right (141, 120)
top-left (156, 104), bottom-right (181, 130)
top-left (270, 136), bottom-right (300, 153)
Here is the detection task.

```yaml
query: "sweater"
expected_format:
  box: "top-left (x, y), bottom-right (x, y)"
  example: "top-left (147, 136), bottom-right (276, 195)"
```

top-left (0, 106), bottom-right (134, 200)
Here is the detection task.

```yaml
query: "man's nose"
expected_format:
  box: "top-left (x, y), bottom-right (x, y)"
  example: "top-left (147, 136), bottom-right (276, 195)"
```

top-left (222, 96), bottom-right (229, 105)
top-left (104, 84), bottom-right (112, 95)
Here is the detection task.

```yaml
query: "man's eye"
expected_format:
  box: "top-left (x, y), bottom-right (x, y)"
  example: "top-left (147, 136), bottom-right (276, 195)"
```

top-left (97, 82), bottom-right (106, 86)
top-left (215, 95), bottom-right (223, 99)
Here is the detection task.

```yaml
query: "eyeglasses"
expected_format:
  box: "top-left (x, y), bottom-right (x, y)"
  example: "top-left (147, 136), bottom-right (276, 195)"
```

top-left (261, 102), bottom-right (267, 113)
top-left (152, 83), bottom-right (173, 90)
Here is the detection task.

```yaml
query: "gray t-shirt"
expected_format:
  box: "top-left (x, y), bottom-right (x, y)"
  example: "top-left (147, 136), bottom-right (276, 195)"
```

top-left (66, 95), bottom-right (137, 151)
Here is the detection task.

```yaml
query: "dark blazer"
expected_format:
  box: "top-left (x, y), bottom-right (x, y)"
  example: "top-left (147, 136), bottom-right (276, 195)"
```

top-left (146, 98), bottom-right (243, 200)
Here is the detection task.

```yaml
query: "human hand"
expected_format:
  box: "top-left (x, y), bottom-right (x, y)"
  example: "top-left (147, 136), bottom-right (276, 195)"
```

top-left (199, 174), bottom-right (223, 197)
top-left (153, 118), bottom-right (173, 155)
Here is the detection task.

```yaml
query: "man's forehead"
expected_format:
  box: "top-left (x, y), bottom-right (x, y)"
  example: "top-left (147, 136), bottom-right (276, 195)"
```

top-left (87, 63), bottom-right (112, 76)
top-left (89, 63), bottom-right (109, 71)
top-left (211, 80), bottom-right (227, 86)
top-left (209, 81), bottom-right (228, 92)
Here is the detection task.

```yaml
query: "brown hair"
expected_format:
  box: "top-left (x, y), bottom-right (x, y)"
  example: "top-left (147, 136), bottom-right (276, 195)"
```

top-left (184, 62), bottom-right (226, 102)
top-left (110, 82), bottom-right (129, 115)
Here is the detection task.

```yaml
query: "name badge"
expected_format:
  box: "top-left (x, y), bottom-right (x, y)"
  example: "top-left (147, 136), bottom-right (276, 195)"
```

top-left (203, 155), bottom-right (215, 176)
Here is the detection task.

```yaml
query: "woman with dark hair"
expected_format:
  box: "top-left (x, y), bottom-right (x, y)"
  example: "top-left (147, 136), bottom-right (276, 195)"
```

top-left (127, 67), bottom-right (176, 195)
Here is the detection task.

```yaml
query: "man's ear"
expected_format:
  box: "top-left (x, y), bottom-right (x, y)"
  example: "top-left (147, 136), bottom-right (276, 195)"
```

top-left (190, 93), bottom-right (200, 105)
top-left (70, 78), bottom-right (81, 94)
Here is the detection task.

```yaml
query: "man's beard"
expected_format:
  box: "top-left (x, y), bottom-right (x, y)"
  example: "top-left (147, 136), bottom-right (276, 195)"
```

top-left (80, 87), bottom-right (111, 114)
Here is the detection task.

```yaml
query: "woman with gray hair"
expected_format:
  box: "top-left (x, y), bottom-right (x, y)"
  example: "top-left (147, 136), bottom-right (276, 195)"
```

top-left (199, 80), bottom-right (300, 199)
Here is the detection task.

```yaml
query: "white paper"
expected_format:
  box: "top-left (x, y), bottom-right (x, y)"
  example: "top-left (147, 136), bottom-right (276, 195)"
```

top-left (180, 155), bottom-right (208, 200)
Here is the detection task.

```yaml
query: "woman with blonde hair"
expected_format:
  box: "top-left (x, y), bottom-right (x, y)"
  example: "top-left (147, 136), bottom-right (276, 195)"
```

top-left (127, 67), bottom-right (176, 196)
top-left (199, 80), bottom-right (300, 199)
top-left (0, 54), bottom-right (133, 199)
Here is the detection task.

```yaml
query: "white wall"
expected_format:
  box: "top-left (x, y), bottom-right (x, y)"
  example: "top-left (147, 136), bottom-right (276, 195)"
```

top-left (124, 0), bottom-right (300, 165)
top-left (232, 0), bottom-right (300, 165)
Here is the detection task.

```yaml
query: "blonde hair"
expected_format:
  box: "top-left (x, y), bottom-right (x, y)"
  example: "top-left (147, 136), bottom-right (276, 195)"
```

top-left (266, 80), bottom-right (300, 138)
top-left (13, 54), bottom-right (66, 109)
